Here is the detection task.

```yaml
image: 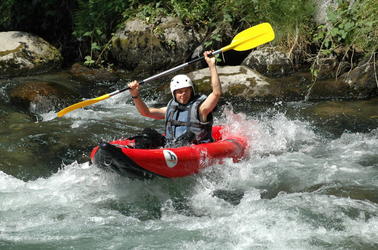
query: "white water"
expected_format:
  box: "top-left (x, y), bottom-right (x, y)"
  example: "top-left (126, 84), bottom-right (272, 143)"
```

top-left (1, 96), bottom-right (378, 249)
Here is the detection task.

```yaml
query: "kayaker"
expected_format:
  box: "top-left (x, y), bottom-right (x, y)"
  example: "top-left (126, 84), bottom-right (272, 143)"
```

top-left (128, 50), bottom-right (221, 148)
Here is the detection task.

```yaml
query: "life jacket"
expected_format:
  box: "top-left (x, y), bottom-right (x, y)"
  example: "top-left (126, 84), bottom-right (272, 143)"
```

top-left (165, 95), bottom-right (213, 144)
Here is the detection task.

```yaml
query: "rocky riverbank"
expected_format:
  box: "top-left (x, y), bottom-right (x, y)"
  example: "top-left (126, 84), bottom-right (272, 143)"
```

top-left (1, 23), bottom-right (377, 111)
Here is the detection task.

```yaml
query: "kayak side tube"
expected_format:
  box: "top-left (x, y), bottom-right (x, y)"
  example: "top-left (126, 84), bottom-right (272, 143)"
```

top-left (90, 126), bottom-right (248, 179)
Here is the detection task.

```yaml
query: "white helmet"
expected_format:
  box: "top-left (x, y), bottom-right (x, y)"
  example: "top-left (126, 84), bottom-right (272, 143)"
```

top-left (170, 74), bottom-right (195, 98)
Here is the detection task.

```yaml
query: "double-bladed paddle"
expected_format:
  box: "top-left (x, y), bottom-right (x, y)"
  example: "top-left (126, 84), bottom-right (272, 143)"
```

top-left (57, 22), bottom-right (275, 117)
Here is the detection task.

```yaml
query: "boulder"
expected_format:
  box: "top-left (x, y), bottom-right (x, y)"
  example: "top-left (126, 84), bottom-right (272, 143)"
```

top-left (242, 47), bottom-right (294, 77)
top-left (188, 65), bottom-right (309, 101)
top-left (9, 81), bottom-right (76, 113)
top-left (69, 63), bottom-right (120, 83)
top-left (309, 57), bottom-right (378, 100)
top-left (340, 58), bottom-right (378, 98)
top-left (0, 31), bottom-right (62, 79)
top-left (111, 17), bottom-right (202, 73)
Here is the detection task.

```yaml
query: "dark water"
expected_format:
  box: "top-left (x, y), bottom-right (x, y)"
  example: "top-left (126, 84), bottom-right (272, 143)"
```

top-left (0, 73), bottom-right (377, 249)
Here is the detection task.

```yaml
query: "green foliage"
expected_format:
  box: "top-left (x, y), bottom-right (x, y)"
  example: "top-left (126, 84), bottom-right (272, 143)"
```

top-left (352, 0), bottom-right (378, 52)
top-left (313, 0), bottom-right (377, 54)
top-left (73, 0), bottom-right (130, 67)
top-left (0, 0), bottom-right (14, 27)
top-left (222, 0), bottom-right (315, 37)
top-left (119, 0), bottom-right (315, 53)
top-left (2, 0), bottom-right (376, 70)
top-left (311, 0), bottom-right (377, 80)
top-left (73, 0), bottom-right (129, 39)
top-left (0, 0), bottom-right (317, 66)
top-left (122, 1), bottom-right (168, 22)
top-left (168, 0), bottom-right (216, 26)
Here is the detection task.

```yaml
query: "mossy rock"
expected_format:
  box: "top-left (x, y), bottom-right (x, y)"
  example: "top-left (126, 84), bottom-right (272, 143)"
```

top-left (111, 17), bottom-right (202, 73)
top-left (0, 31), bottom-right (62, 79)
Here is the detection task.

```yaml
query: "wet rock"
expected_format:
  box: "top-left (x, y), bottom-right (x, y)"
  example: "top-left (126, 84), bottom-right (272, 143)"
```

top-left (313, 56), bottom-right (350, 80)
top-left (212, 189), bottom-right (244, 205)
top-left (0, 31), bottom-right (62, 79)
top-left (340, 57), bottom-right (378, 98)
top-left (309, 57), bottom-right (377, 100)
top-left (69, 63), bottom-right (121, 83)
top-left (188, 65), bottom-right (310, 101)
top-left (9, 81), bottom-right (76, 113)
top-left (242, 47), bottom-right (294, 77)
top-left (111, 17), bottom-right (202, 73)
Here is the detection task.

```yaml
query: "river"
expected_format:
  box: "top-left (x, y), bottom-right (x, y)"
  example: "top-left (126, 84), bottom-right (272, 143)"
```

top-left (1, 72), bottom-right (378, 249)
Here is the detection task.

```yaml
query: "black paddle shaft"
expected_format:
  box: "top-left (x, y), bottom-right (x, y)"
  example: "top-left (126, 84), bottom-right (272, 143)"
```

top-left (112, 49), bottom-right (221, 97)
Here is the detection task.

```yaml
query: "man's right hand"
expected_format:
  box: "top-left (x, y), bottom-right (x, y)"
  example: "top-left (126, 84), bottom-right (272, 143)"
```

top-left (128, 80), bottom-right (140, 97)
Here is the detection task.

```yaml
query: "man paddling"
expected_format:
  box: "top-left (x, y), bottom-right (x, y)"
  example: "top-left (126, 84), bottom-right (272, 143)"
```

top-left (128, 50), bottom-right (221, 148)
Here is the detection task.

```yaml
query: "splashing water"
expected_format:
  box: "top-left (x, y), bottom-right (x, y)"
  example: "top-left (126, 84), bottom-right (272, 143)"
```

top-left (219, 105), bottom-right (317, 156)
top-left (1, 99), bottom-right (378, 249)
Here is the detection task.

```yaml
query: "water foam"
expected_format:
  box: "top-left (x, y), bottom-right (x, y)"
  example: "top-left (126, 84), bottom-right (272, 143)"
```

top-left (10, 102), bottom-right (377, 249)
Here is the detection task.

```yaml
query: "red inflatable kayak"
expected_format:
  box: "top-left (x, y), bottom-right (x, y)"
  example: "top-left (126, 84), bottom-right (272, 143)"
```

top-left (90, 126), bottom-right (248, 179)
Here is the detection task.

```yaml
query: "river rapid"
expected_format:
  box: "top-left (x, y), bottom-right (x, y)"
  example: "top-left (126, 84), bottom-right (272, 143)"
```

top-left (1, 73), bottom-right (378, 249)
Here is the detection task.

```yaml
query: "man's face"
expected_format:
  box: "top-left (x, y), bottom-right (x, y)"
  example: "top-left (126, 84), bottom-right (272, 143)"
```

top-left (174, 87), bottom-right (192, 104)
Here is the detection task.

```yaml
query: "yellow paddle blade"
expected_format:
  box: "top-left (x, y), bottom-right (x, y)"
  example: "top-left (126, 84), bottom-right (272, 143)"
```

top-left (222, 23), bottom-right (275, 52)
top-left (56, 93), bottom-right (111, 117)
